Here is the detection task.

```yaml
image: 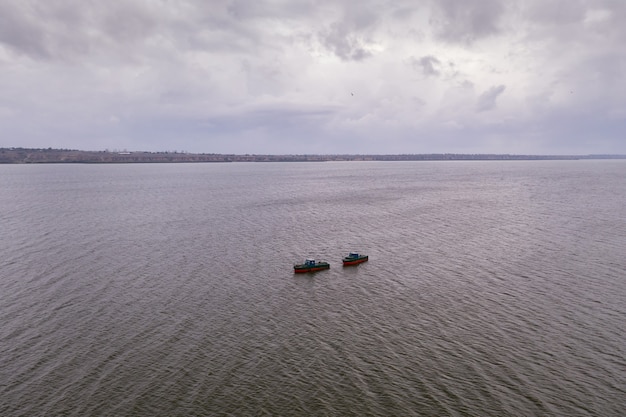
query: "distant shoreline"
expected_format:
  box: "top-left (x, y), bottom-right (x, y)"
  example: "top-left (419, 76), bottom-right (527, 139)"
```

top-left (1, 147), bottom-right (625, 164)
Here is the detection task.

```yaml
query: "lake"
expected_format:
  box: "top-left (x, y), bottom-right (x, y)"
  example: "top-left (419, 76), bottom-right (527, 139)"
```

top-left (1, 160), bottom-right (625, 416)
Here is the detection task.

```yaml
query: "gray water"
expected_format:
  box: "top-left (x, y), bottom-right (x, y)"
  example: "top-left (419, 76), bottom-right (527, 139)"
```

top-left (1, 161), bottom-right (625, 416)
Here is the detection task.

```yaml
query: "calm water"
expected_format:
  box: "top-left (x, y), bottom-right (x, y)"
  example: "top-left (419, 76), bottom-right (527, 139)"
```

top-left (1, 161), bottom-right (625, 416)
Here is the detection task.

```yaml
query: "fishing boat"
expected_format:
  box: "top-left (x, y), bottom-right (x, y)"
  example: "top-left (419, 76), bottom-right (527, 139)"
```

top-left (342, 252), bottom-right (368, 266)
top-left (294, 259), bottom-right (330, 273)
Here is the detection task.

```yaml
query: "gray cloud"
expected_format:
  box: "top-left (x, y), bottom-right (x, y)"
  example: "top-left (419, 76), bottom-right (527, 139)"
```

top-left (0, 2), bottom-right (53, 58)
top-left (317, 4), bottom-right (381, 61)
top-left (476, 85), bottom-right (506, 112)
top-left (320, 23), bottom-right (372, 61)
top-left (0, 0), bottom-right (625, 154)
top-left (411, 55), bottom-right (442, 76)
top-left (430, 0), bottom-right (505, 44)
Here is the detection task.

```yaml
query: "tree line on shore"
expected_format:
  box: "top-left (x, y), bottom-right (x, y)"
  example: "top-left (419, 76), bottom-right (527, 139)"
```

top-left (1, 147), bottom-right (624, 164)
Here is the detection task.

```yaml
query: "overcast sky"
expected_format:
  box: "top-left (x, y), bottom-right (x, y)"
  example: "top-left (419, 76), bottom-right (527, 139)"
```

top-left (1, 0), bottom-right (625, 154)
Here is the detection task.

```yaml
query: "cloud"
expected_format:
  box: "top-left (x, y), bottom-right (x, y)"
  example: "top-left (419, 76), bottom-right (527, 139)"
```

top-left (320, 23), bottom-right (373, 61)
top-left (0, 0), bottom-right (625, 154)
top-left (411, 55), bottom-right (442, 76)
top-left (430, 0), bottom-right (505, 44)
top-left (316, 3), bottom-right (382, 61)
top-left (476, 85), bottom-right (506, 112)
top-left (0, 2), bottom-right (53, 59)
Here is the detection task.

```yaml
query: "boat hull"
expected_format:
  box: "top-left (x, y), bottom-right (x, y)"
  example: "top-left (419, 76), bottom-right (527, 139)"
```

top-left (294, 264), bottom-right (330, 273)
top-left (342, 256), bottom-right (368, 266)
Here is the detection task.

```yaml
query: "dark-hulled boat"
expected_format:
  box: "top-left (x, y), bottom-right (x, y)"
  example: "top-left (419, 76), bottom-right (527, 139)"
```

top-left (342, 252), bottom-right (368, 266)
top-left (294, 259), bottom-right (330, 273)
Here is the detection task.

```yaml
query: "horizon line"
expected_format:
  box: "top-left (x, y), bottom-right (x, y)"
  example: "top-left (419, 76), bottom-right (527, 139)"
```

top-left (3, 147), bottom-right (626, 157)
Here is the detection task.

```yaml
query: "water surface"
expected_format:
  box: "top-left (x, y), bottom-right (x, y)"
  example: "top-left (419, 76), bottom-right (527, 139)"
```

top-left (1, 161), bottom-right (625, 416)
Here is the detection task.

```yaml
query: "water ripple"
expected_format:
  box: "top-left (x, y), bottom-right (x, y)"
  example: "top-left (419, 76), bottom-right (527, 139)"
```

top-left (1, 161), bottom-right (625, 416)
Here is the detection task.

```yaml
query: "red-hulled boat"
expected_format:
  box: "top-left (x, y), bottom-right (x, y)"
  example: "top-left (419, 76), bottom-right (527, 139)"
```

top-left (342, 253), bottom-right (368, 266)
top-left (294, 259), bottom-right (330, 273)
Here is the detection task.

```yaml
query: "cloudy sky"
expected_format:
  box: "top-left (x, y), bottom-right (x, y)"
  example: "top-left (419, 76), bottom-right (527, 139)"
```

top-left (1, 0), bottom-right (625, 154)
